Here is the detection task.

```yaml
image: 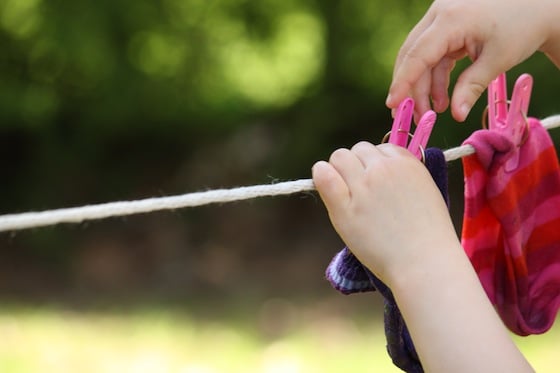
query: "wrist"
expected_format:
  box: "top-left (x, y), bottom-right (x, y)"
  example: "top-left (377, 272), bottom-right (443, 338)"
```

top-left (383, 237), bottom-right (466, 294)
top-left (385, 238), bottom-right (534, 372)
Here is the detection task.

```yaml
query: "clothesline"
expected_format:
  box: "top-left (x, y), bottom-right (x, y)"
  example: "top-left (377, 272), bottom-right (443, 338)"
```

top-left (1, 114), bottom-right (560, 233)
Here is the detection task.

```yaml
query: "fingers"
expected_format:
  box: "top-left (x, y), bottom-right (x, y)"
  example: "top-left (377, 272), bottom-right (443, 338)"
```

top-left (312, 160), bottom-right (349, 213)
top-left (394, 7), bottom-right (436, 71)
top-left (328, 148), bottom-right (366, 186)
top-left (313, 142), bottom-right (421, 225)
top-left (350, 141), bottom-right (380, 168)
top-left (411, 71), bottom-right (433, 122)
top-left (312, 142), bottom-right (381, 208)
top-left (450, 50), bottom-right (507, 121)
top-left (387, 23), bottom-right (453, 109)
top-left (313, 142), bottom-right (415, 203)
top-left (312, 146), bottom-right (369, 212)
top-left (430, 56), bottom-right (456, 113)
top-left (388, 6), bottom-right (435, 117)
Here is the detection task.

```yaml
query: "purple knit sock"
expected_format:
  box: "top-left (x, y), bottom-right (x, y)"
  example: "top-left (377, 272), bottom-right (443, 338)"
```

top-left (325, 148), bottom-right (449, 373)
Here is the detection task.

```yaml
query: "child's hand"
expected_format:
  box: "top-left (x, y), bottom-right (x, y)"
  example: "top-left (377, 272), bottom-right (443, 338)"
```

top-left (313, 142), bottom-right (535, 371)
top-left (312, 142), bottom-right (458, 286)
top-left (386, 0), bottom-right (560, 123)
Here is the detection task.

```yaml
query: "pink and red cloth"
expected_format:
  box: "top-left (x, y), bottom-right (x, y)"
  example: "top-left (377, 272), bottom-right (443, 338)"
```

top-left (462, 117), bottom-right (560, 335)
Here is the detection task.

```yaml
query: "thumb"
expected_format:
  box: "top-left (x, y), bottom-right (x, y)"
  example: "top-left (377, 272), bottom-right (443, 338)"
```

top-left (450, 53), bottom-right (506, 122)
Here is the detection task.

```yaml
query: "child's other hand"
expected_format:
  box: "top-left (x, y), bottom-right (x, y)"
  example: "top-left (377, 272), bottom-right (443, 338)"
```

top-left (386, 0), bottom-right (560, 123)
top-left (312, 142), bottom-right (458, 286)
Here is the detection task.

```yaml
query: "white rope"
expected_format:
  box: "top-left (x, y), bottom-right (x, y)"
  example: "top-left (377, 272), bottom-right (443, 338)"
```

top-left (442, 114), bottom-right (560, 161)
top-left (0, 179), bottom-right (316, 232)
top-left (1, 114), bottom-right (560, 232)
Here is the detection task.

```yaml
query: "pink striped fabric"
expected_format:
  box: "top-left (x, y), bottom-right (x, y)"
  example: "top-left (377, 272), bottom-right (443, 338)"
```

top-left (462, 117), bottom-right (560, 335)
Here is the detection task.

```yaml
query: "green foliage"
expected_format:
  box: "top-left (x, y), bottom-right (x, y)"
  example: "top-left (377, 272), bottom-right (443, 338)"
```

top-left (1, 0), bottom-right (556, 140)
top-left (0, 0), bottom-right (559, 286)
top-left (0, 0), bottom-right (436, 135)
top-left (0, 0), bottom-right (429, 211)
top-left (0, 0), bottom-right (325, 132)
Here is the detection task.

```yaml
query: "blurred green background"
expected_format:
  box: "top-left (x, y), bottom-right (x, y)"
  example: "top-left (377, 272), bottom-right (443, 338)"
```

top-left (1, 0), bottom-right (560, 371)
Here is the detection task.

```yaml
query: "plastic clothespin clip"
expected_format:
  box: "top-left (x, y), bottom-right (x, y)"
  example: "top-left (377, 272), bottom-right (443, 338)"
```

top-left (487, 73), bottom-right (508, 130)
top-left (388, 97), bottom-right (414, 147)
top-left (407, 110), bottom-right (436, 160)
top-left (504, 73), bottom-right (533, 171)
top-left (387, 97), bottom-right (436, 160)
top-left (485, 73), bottom-right (533, 171)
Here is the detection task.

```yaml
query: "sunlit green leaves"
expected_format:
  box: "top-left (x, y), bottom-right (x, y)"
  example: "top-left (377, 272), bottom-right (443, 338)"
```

top-left (215, 11), bottom-right (324, 108)
top-left (129, 31), bottom-right (189, 78)
top-left (0, 0), bottom-right (43, 39)
top-left (0, 0), bottom-right (557, 205)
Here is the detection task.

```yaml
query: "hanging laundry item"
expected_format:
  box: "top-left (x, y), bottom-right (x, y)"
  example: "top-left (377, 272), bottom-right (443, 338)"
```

top-left (326, 147), bottom-right (449, 373)
top-left (461, 75), bottom-right (560, 335)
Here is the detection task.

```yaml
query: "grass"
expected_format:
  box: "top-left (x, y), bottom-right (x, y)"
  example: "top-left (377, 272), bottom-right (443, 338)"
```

top-left (0, 298), bottom-right (559, 372)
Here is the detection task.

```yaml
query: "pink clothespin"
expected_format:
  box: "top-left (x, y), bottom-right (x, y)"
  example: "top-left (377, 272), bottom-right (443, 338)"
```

top-left (408, 110), bottom-right (436, 160)
top-left (486, 73), bottom-right (533, 171)
top-left (388, 98), bottom-right (414, 147)
top-left (507, 74), bottom-right (532, 145)
top-left (487, 73), bottom-right (508, 130)
top-left (387, 98), bottom-right (436, 160)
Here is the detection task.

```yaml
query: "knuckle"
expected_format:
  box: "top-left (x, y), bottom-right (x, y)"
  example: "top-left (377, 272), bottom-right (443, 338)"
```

top-left (436, 2), bottom-right (464, 19)
top-left (403, 48), bottom-right (429, 68)
top-left (469, 80), bottom-right (487, 98)
top-left (439, 57), bottom-right (456, 72)
top-left (329, 148), bottom-right (350, 163)
top-left (351, 141), bottom-right (373, 152)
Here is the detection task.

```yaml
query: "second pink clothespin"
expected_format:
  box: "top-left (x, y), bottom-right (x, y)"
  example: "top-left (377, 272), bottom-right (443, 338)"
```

top-left (486, 73), bottom-right (533, 171)
top-left (408, 110), bottom-right (436, 160)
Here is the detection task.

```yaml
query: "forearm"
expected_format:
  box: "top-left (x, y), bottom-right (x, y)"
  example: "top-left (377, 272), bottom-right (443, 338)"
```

top-left (387, 240), bottom-right (534, 373)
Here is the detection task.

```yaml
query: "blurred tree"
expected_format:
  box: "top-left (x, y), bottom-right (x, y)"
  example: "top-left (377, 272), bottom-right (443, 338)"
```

top-left (0, 0), bottom-right (558, 296)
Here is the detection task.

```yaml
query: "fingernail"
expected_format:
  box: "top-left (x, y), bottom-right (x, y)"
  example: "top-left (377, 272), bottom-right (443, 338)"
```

top-left (460, 103), bottom-right (471, 120)
top-left (385, 94), bottom-right (393, 107)
top-left (312, 161), bottom-right (326, 173)
top-left (311, 162), bottom-right (319, 173)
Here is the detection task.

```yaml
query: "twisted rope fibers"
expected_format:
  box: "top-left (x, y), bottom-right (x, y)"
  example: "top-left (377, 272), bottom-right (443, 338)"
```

top-left (1, 115), bottom-right (560, 232)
